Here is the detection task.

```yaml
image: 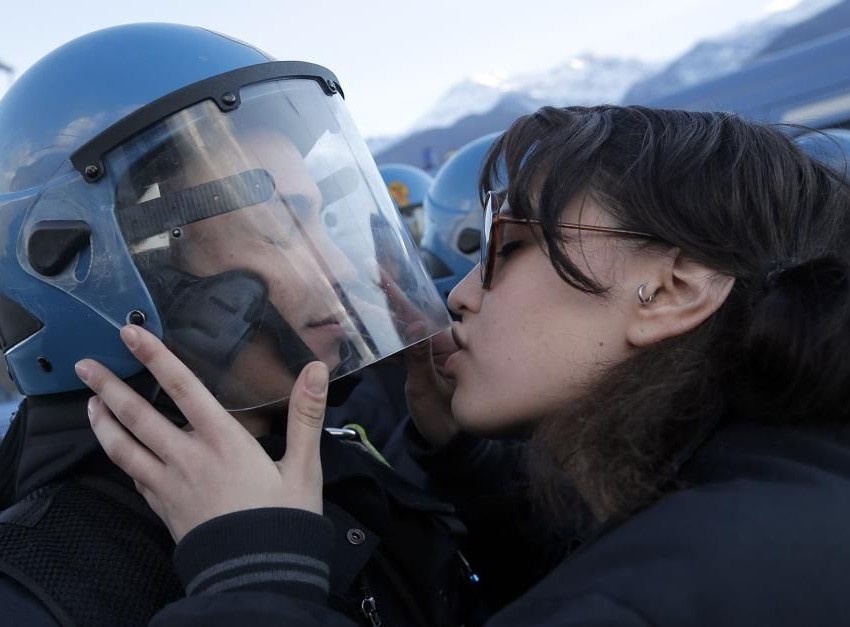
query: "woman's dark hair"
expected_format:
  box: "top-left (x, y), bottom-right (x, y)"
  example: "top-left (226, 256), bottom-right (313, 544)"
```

top-left (479, 105), bottom-right (850, 521)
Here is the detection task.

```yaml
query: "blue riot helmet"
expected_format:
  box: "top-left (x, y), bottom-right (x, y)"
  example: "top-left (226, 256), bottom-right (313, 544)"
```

top-left (378, 163), bottom-right (433, 245)
top-left (795, 128), bottom-right (850, 181)
top-left (420, 132), bottom-right (502, 301)
top-left (0, 23), bottom-right (449, 410)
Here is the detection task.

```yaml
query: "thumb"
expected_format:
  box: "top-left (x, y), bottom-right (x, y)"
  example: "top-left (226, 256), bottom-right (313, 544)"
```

top-left (282, 361), bottom-right (329, 472)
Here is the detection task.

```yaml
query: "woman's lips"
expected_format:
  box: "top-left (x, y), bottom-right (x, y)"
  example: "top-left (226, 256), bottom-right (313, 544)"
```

top-left (450, 324), bottom-right (466, 351)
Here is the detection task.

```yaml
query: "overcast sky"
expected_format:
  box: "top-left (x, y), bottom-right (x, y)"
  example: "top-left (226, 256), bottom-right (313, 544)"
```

top-left (0, 0), bottom-right (807, 137)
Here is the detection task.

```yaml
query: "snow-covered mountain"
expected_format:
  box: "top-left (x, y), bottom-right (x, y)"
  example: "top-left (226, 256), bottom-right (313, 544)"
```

top-left (408, 55), bottom-right (658, 135)
top-left (624, 0), bottom-right (844, 103)
top-left (365, 135), bottom-right (399, 155)
top-left (373, 0), bottom-right (848, 166)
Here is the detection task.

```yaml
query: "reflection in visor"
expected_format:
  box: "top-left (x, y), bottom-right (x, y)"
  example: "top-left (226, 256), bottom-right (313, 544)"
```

top-left (87, 78), bottom-right (451, 410)
top-left (317, 166), bottom-right (359, 206)
top-left (143, 267), bottom-right (317, 383)
top-left (123, 169), bottom-right (275, 248)
top-left (399, 204), bottom-right (425, 245)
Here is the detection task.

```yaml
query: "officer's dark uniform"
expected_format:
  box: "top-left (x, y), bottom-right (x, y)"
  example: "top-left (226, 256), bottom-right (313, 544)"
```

top-left (0, 393), bottom-right (482, 627)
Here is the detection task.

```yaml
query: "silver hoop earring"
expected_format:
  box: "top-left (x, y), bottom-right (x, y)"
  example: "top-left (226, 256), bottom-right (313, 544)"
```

top-left (637, 283), bottom-right (655, 305)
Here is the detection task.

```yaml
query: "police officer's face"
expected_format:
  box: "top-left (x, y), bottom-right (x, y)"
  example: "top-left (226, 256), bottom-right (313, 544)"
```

top-left (175, 130), bottom-right (356, 411)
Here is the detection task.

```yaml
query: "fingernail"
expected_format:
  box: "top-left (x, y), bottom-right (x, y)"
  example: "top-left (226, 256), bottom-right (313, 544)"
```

top-left (408, 339), bottom-right (429, 355)
top-left (121, 325), bottom-right (140, 350)
top-left (75, 361), bottom-right (90, 382)
top-left (305, 363), bottom-right (329, 394)
top-left (406, 321), bottom-right (426, 336)
top-left (87, 396), bottom-right (98, 422)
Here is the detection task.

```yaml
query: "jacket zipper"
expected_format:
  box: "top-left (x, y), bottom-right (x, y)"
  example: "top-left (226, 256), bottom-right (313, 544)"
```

top-left (457, 550), bottom-right (480, 584)
top-left (359, 576), bottom-right (382, 627)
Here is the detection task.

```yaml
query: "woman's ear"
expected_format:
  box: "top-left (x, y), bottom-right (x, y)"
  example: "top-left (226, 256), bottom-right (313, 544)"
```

top-left (626, 250), bottom-right (734, 348)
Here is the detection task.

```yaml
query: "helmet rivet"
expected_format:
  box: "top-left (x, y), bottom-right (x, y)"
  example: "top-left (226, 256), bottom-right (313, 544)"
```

top-left (127, 310), bottom-right (146, 326)
top-left (37, 356), bottom-right (52, 373)
top-left (221, 92), bottom-right (237, 106)
top-left (170, 228), bottom-right (183, 238)
top-left (84, 165), bottom-right (100, 180)
top-left (326, 80), bottom-right (338, 94)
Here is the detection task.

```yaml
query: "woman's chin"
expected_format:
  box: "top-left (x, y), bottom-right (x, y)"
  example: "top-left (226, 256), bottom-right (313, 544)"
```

top-left (452, 397), bottom-right (503, 438)
top-left (452, 394), bottom-right (538, 440)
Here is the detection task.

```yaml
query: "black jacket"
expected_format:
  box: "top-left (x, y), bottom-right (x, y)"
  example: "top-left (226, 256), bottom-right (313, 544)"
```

top-left (325, 361), bottom-right (409, 451)
top-left (150, 421), bottom-right (850, 626)
top-left (0, 395), bottom-right (479, 627)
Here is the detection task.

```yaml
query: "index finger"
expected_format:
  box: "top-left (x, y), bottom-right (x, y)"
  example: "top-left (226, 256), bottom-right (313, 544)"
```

top-left (118, 325), bottom-right (239, 438)
top-left (379, 268), bottom-right (423, 324)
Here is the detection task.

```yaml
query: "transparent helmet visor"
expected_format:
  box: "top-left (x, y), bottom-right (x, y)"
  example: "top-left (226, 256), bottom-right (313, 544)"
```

top-left (35, 78), bottom-right (448, 410)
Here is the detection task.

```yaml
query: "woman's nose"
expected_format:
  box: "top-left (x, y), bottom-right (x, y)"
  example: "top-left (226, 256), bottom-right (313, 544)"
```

top-left (447, 265), bottom-right (483, 315)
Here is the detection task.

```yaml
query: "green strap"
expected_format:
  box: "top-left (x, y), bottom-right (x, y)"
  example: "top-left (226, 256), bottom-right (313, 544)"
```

top-left (343, 423), bottom-right (392, 468)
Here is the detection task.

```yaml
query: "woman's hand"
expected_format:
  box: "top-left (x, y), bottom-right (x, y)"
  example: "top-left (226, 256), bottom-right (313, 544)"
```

top-left (75, 324), bottom-right (329, 543)
top-left (403, 328), bottom-right (460, 448)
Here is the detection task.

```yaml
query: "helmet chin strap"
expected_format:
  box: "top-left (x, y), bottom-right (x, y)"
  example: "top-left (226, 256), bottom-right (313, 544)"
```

top-left (143, 266), bottom-right (360, 409)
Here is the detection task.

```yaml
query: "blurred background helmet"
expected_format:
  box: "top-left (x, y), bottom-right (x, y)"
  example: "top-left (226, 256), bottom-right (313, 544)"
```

top-left (795, 128), bottom-right (850, 181)
top-left (0, 23), bottom-right (449, 410)
top-left (378, 163), bottom-right (433, 246)
top-left (419, 131), bottom-right (502, 302)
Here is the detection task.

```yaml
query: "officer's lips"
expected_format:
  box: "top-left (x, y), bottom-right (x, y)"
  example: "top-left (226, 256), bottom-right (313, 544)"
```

top-left (303, 315), bottom-right (346, 366)
top-left (305, 315), bottom-right (345, 336)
